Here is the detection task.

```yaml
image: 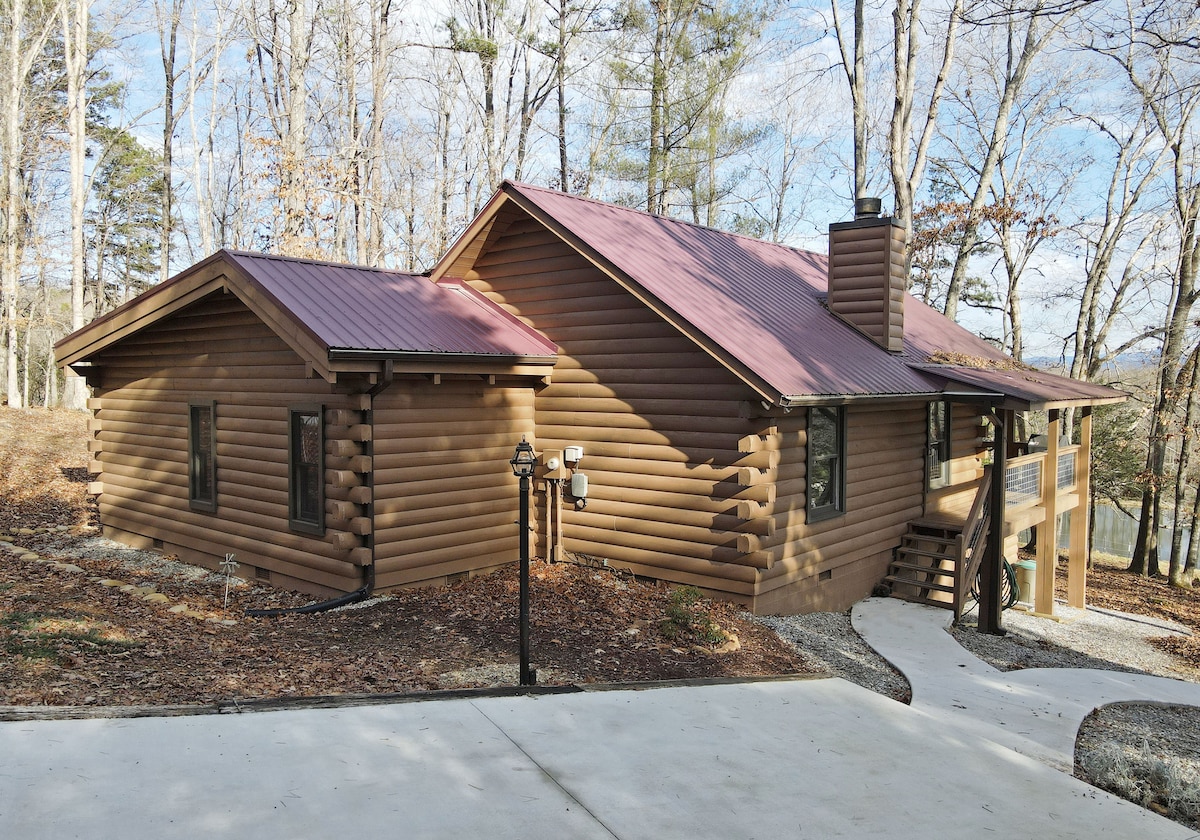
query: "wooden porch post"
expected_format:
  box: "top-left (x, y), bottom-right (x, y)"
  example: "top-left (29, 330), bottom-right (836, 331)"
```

top-left (1067, 408), bottom-right (1093, 608)
top-left (980, 408), bottom-right (1006, 635)
top-left (1035, 409), bottom-right (1060, 616)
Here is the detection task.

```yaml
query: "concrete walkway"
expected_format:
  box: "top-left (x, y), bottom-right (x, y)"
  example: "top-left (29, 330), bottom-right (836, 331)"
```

top-left (3, 599), bottom-right (1200, 839)
top-left (852, 596), bottom-right (1200, 772)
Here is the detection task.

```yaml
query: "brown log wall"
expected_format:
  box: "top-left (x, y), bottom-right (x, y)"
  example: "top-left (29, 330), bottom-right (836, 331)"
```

top-left (464, 208), bottom-right (777, 592)
top-left (369, 378), bottom-right (534, 590)
top-left (88, 291), bottom-right (363, 595)
top-left (751, 402), bottom-right (928, 614)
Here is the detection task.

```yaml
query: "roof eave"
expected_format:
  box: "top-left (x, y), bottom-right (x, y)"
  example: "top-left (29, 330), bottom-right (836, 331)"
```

top-left (328, 348), bottom-right (558, 367)
top-left (777, 390), bottom-right (969, 408)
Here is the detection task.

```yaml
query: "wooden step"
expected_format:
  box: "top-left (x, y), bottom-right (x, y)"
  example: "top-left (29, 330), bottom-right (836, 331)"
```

top-left (888, 560), bottom-right (955, 577)
top-left (888, 591), bottom-right (954, 609)
top-left (883, 574), bottom-right (955, 594)
top-left (897, 546), bottom-right (958, 562)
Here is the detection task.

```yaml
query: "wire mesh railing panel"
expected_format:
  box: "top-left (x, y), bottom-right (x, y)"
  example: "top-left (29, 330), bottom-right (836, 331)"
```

top-left (1005, 460), bottom-right (1041, 506)
top-left (1057, 451), bottom-right (1076, 490)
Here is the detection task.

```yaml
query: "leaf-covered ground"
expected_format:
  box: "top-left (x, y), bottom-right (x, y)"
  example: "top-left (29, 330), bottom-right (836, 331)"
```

top-left (0, 407), bottom-right (809, 708)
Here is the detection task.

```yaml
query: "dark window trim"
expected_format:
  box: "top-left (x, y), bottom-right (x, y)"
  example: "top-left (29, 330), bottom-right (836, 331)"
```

top-left (807, 405), bottom-right (846, 523)
top-left (288, 405), bottom-right (325, 535)
top-left (927, 400), bottom-right (952, 490)
top-left (188, 400), bottom-right (217, 513)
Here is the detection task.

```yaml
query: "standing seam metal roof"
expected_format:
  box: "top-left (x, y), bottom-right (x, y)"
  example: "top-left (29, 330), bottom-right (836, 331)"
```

top-left (503, 182), bottom-right (1118, 406)
top-left (222, 250), bottom-right (556, 358)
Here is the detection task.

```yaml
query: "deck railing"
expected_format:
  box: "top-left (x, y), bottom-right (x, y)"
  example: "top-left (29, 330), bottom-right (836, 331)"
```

top-left (1057, 446), bottom-right (1079, 491)
top-left (954, 465), bottom-right (992, 623)
top-left (1005, 453), bottom-right (1042, 508)
top-left (1004, 446), bottom-right (1080, 508)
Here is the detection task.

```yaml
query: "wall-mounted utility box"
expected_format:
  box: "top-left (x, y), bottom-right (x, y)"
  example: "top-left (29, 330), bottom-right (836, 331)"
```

top-left (542, 449), bottom-right (569, 480)
top-left (569, 472), bottom-right (588, 498)
top-left (564, 445), bottom-right (584, 463)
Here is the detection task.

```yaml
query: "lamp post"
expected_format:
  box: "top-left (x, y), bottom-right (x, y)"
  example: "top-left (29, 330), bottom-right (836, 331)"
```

top-left (509, 437), bottom-right (537, 685)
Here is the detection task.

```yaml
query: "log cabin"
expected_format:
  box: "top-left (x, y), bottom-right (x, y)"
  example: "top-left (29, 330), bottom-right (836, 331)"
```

top-left (56, 182), bottom-right (1124, 617)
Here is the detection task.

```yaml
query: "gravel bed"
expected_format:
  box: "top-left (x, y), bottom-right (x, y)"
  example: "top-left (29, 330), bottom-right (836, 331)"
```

top-left (752, 611), bottom-right (911, 702)
top-left (1076, 703), bottom-right (1200, 829)
top-left (10, 527), bottom-right (234, 587)
top-left (951, 601), bottom-right (1195, 681)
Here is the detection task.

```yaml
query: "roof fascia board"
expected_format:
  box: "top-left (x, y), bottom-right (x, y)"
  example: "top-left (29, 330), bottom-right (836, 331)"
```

top-left (55, 257), bottom-right (231, 365)
top-left (328, 349), bottom-right (556, 367)
top-left (428, 191), bottom-right (512, 282)
top-left (1032, 395), bottom-right (1128, 410)
top-left (778, 391), bottom-right (963, 408)
top-left (500, 186), bottom-right (781, 405)
top-left (218, 257), bottom-right (337, 383)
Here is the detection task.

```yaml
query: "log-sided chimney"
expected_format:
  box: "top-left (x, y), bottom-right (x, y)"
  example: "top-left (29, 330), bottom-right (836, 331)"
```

top-left (827, 198), bottom-right (907, 353)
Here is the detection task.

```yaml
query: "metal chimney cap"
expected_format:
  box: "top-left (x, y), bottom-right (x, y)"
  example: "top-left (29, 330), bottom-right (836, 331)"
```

top-left (854, 197), bottom-right (883, 219)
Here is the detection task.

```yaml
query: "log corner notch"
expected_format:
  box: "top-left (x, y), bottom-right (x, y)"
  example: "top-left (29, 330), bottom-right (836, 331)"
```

top-left (734, 425), bottom-right (780, 567)
top-left (737, 424), bottom-right (779, 454)
top-left (324, 403), bottom-right (374, 561)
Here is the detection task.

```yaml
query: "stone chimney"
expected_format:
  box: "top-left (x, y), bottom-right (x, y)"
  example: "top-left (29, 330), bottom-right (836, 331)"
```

top-left (827, 198), bottom-right (907, 353)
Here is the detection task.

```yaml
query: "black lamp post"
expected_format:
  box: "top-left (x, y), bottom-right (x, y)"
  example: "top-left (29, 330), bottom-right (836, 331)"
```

top-left (509, 437), bottom-right (537, 686)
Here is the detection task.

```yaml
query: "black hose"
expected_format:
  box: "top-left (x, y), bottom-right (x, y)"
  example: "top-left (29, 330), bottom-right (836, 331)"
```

top-left (246, 564), bottom-right (376, 618)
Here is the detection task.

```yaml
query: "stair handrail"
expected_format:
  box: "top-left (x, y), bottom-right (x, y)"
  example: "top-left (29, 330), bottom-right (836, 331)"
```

top-left (955, 465), bottom-right (992, 622)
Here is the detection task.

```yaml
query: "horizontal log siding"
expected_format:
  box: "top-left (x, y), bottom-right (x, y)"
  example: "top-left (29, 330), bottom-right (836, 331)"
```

top-left (89, 291), bottom-right (363, 595)
top-left (754, 403), bottom-right (926, 614)
top-left (925, 403), bottom-right (989, 522)
top-left (466, 212), bottom-right (771, 594)
top-left (370, 379), bottom-right (534, 590)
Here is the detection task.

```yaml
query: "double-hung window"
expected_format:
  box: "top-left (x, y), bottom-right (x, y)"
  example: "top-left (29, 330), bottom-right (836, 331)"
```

top-left (289, 407), bottom-right (324, 534)
top-left (188, 401), bottom-right (217, 512)
top-left (926, 401), bottom-right (952, 489)
top-left (807, 405), bottom-right (845, 521)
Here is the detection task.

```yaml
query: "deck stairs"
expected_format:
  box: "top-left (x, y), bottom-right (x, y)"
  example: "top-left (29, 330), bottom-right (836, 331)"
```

top-left (883, 466), bottom-right (993, 620)
top-left (883, 520), bottom-right (963, 609)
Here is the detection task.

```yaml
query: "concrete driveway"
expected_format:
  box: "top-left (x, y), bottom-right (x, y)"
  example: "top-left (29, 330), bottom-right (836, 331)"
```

top-left (1, 676), bottom-right (1193, 839)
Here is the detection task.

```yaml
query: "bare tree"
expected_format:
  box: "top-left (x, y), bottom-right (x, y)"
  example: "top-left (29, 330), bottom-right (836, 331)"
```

top-left (888, 0), bottom-right (963, 248)
top-left (60, 0), bottom-right (90, 411)
top-left (2, 0), bottom-right (58, 408)
top-left (941, 6), bottom-right (1069, 320)
top-left (1099, 3), bottom-right (1200, 579)
top-left (829, 0), bottom-right (867, 199)
top-left (246, 0), bottom-right (316, 252)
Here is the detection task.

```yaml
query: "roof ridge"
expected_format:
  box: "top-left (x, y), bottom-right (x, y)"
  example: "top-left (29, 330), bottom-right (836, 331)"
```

top-left (222, 248), bottom-right (421, 277)
top-left (503, 181), bottom-right (824, 261)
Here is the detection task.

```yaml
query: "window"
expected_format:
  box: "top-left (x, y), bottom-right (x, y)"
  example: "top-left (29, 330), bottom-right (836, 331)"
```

top-left (927, 401), bottom-right (951, 489)
top-left (188, 401), bottom-right (217, 512)
top-left (289, 407), bottom-right (324, 534)
top-left (807, 406), bottom-right (845, 521)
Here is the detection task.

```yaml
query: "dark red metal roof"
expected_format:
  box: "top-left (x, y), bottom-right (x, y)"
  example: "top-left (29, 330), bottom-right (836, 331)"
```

top-left (223, 251), bottom-right (556, 358)
top-left (503, 182), bottom-right (1122, 407)
top-left (916, 365), bottom-right (1127, 409)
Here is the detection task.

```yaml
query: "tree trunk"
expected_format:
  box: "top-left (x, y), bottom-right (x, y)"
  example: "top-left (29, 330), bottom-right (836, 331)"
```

top-left (281, 0), bottom-right (311, 248)
top-left (61, 0), bottom-right (90, 411)
top-left (831, 0), bottom-right (867, 200)
top-left (1168, 342), bottom-right (1200, 585)
top-left (647, 0), bottom-right (668, 214)
top-left (556, 0), bottom-right (568, 190)
top-left (158, 0), bottom-right (183, 285)
top-left (885, 0), bottom-right (961, 249)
